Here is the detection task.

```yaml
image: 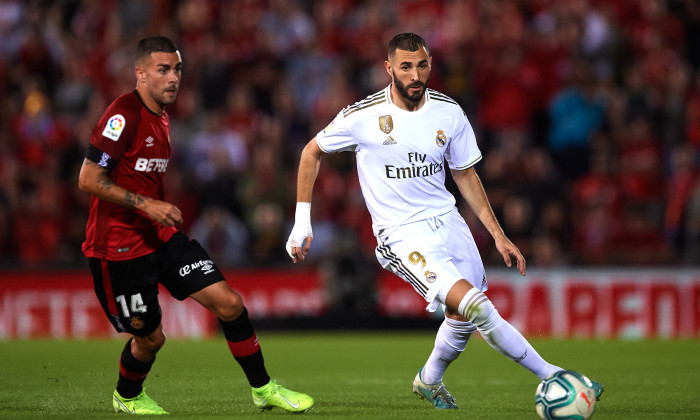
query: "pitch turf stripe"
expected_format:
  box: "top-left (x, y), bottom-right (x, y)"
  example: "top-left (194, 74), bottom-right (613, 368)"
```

top-left (343, 98), bottom-right (386, 117)
top-left (377, 244), bottom-right (428, 295)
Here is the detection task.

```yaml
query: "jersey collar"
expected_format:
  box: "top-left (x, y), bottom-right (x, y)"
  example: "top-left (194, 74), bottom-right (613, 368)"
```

top-left (386, 84), bottom-right (430, 113)
top-left (133, 89), bottom-right (165, 117)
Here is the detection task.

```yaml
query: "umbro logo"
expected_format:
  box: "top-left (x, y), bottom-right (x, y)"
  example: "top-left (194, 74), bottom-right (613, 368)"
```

top-left (179, 260), bottom-right (215, 276)
top-left (145, 136), bottom-right (154, 147)
top-left (383, 136), bottom-right (397, 145)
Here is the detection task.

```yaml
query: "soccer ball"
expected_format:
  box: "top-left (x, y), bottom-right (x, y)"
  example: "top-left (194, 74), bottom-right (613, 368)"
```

top-left (535, 370), bottom-right (597, 420)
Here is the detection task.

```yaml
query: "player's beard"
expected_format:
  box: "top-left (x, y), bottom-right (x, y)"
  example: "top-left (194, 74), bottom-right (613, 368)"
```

top-left (392, 71), bottom-right (428, 103)
top-left (148, 84), bottom-right (178, 107)
top-left (160, 87), bottom-right (178, 105)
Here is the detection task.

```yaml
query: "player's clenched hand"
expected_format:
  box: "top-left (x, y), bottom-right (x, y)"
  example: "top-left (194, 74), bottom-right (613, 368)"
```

top-left (142, 198), bottom-right (183, 226)
top-left (286, 202), bottom-right (312, 263)
top-left (495, 236), bottom-right (526, 276)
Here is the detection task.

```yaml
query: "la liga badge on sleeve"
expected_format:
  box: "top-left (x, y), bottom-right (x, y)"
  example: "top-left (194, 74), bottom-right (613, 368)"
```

top-left (102, 114), bottom-right (126, 141)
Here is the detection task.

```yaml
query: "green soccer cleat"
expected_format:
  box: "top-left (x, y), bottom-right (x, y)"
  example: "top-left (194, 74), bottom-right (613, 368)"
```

top-left (412, 367), bottom-right (459, 409)
top-left (113, 388), bottom-right (168, 415)
top-left (252, 380), bottom-right (314, 413)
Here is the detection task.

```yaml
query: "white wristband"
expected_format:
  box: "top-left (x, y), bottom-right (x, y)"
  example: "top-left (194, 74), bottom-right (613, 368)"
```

top-left (286, 202), bottom-right (313, 260)
top-left (295, 202), bottom-right (311, 223)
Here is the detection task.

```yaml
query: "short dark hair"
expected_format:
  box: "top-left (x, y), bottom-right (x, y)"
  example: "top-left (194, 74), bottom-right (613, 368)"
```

top-left (388, 33), bottom-right (429, 57)
top-left (135, 36), bottom-right (178, 63)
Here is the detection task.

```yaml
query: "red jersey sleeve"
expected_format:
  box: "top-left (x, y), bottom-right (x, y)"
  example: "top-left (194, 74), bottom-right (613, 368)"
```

top-left (90, 92), bottom-right (140, 163)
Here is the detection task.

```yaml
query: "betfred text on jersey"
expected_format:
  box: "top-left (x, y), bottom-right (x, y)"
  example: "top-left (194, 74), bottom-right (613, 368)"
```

top-left (134, 158), bottom-right (168, 172)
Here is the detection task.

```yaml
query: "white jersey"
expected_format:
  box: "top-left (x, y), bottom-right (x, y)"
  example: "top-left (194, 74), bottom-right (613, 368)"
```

top-left (316, 85), bottom-right (482, 234)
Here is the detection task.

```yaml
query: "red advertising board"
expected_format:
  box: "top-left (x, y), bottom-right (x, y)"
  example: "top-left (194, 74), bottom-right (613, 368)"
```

top-left (0, 269), bottom-right (325, 339)
top-left (376, 269), bottom-right (700, 338)
top-left (1, 268), bottom-right (698, 339)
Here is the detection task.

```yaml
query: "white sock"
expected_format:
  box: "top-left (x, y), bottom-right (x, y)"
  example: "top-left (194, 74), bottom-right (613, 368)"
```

top-left (421, 317), bottom-right (475, 384)
top-left (480, 318), bottom-right (561, 379)
top-left (459, 288), bottom-right (562, 380)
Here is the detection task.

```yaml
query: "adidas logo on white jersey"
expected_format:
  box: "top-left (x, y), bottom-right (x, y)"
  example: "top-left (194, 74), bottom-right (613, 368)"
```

top-left (383, 136), bottom-right (397, 145)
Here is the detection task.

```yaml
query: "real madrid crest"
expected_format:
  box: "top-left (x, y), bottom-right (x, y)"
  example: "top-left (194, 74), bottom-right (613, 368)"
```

top-left (379, 115), bottom-right (394, 134)
top-left (436, 129), bottom-right (447, 147)
top-left (425, 270), bottom-right (437, 283)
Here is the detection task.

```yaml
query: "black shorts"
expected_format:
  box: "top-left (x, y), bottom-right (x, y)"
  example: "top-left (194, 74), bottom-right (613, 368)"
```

top-left (89, 232), bottom-right (226, 336)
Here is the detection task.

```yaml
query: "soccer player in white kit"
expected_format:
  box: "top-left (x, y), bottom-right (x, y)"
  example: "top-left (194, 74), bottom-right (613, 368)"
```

top-left (287, 32), bottom-right (602, 410)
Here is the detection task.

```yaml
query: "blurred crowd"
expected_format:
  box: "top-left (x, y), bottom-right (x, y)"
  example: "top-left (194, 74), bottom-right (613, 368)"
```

top-left (0, 0), bottom-right (699, 269)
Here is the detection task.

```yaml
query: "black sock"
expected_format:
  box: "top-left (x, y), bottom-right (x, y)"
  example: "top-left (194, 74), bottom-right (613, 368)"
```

top-left (116, 338), bottom-right (154, 398)
top-left (219, 307), bottom-right (270, 388)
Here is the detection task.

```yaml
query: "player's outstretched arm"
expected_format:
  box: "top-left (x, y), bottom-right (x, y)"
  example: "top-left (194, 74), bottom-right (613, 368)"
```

top-left (286, 138), bottom-right (324, 263)
top-left (450, 167), bottom-right (526, 275)
top-left (78, 158), bottom-right (183, 227)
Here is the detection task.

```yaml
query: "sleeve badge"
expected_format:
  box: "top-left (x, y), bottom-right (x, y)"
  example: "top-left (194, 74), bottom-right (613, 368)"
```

top-left (102, 114), bottom-right (126, 141)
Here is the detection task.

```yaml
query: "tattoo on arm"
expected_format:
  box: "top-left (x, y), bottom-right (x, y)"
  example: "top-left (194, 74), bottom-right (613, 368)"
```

top-left (124, 191), bottom-right (145, 209)
top-left (92, 168), bottom-right (143, 209)
top-left (96, 177), bottom-right (114, 191)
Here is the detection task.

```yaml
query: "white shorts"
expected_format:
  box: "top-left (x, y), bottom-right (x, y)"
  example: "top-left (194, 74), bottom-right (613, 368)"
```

top-left (375, 208), bottom-right (487, 312)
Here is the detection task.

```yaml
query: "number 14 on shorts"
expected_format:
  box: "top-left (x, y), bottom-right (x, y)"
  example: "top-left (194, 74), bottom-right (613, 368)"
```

top-left (116, 293), bottom-right (147, 317)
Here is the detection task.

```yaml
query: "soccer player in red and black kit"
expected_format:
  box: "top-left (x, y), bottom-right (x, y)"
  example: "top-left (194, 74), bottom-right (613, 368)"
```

top-left (78, 36), bottom-right (314, 415)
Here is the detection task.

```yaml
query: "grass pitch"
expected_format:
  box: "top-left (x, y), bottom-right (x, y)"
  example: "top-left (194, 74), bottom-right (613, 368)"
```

top-left (1, 332), bottom-right (698, 419)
